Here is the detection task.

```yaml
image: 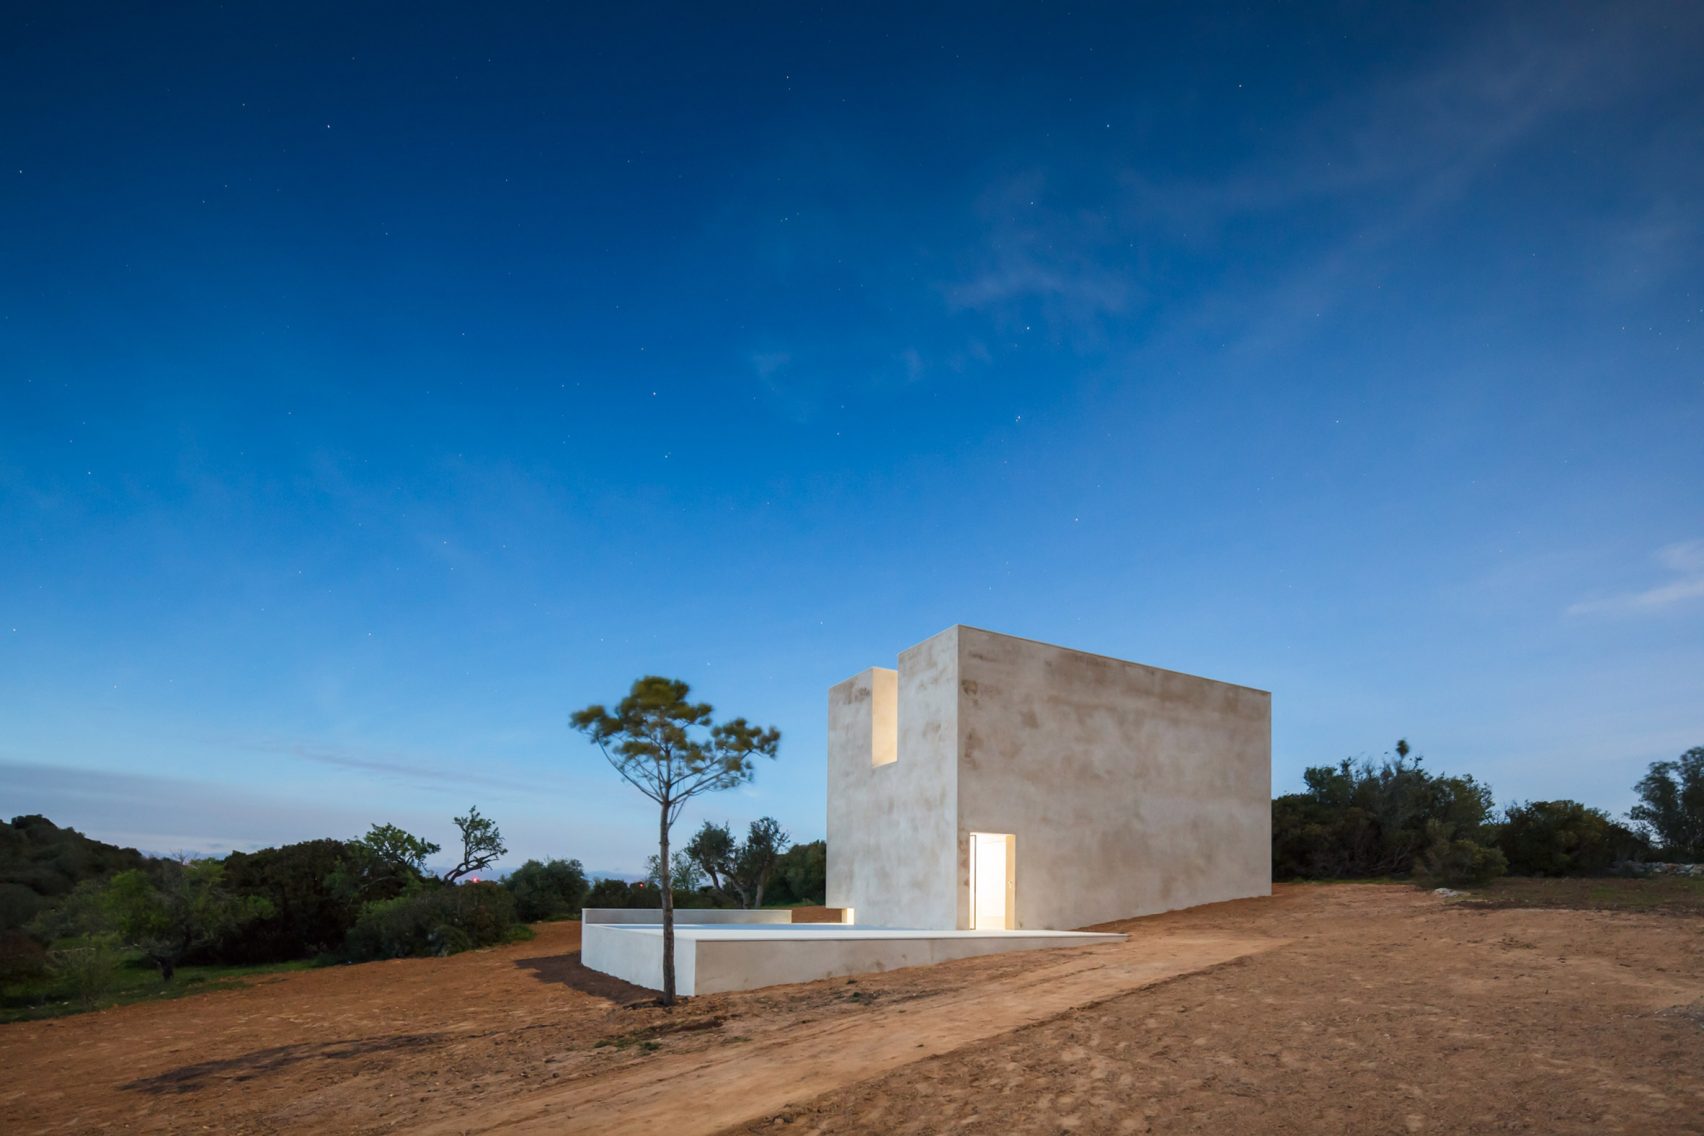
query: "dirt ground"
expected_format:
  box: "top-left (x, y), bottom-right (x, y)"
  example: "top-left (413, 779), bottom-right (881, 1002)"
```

top-left (2, 884), bottom-right (1700, 1135)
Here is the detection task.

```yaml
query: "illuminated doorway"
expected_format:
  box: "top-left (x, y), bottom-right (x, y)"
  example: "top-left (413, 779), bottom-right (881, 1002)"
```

top-left (970, 832), bottom-right (1014, 930)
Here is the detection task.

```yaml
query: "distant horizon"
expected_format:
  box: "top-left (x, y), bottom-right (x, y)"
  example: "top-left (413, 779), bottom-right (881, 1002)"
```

top-left (5, 719), bottom-right (1684, 877)
top-left (4, 3), bottom-right (1701, 873)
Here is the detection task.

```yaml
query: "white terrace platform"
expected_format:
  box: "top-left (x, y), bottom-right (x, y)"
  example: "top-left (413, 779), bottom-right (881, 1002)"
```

top-left (580, 919), bottom-right (1125, 996)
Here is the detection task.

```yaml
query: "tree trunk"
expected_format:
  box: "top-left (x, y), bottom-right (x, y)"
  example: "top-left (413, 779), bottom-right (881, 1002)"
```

top-left (658, 800), bottom-right (675, 1006)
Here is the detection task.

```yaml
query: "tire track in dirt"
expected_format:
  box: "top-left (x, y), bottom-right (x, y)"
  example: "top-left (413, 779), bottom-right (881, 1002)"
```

top-left (415, 935), bottom-right (1282, 1136)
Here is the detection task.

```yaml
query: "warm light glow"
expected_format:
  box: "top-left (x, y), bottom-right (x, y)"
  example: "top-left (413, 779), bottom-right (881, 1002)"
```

top-left (970, 832), bottom-right (1014, 930)
top-left (871, 668), bottom-right (898, 767)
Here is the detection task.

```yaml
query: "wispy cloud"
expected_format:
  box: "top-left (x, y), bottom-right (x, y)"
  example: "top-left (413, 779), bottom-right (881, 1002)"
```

top-left (942, 8), bottom-right (1702, 363)
top-left (1589, 184), bottom-right (1704, 301)
top-left (0, 761), bottom-right (379, 856)
top-left (225, 735), bottom-right (579, 797)
top-left (0, 759), bottom-right (642, 870)
top-left (942, 173), bottom-right (1136, 348)
top-left (1568, 540), bottom-right (1704, 616)
top-left (745, 348), bottom-right (830, 424)
top-left (751, 351), bottom-right (792, 381)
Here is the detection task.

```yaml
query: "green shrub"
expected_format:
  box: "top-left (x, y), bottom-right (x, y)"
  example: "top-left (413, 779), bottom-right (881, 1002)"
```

top-left (0, 816), bottom-right (146, 932)
top-left (103, 861), bottom-right (272, 982)
top-left (502, 858), bottom-right (589, 922)
top-left (1272, 742), bottom-right (1496, 879)
top-left (0, 928), bottom-right (48, 994)
top-left (342, 882), bottom-right (521, 961)
top-left (47, 934), bottom-right (124, 1009)
top-left (770, 840), bottom-right (826, 905)
top-left (0, 883), bottom-right (45, 932)
top-left (428, 924), bottom-right (473, 956)
top-left (1417, 836), bottom-right (1508, 888)
top-left (1495, 800), bottom-right (1646, 876)
top-left (213, 838), bottom-right (409, 964)
top-left (585, 877), bottom-right (650, 909)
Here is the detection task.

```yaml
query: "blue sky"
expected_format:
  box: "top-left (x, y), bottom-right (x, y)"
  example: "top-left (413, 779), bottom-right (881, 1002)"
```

top-left (2, 4), bottom-right (1700, 875)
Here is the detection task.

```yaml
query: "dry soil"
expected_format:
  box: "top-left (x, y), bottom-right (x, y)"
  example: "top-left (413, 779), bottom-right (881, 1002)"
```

top-left (2, 884), bottom-right (1700, 1135)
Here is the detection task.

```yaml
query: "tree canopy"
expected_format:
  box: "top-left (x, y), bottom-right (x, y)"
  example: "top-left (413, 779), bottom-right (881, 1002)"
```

top-left (359, 823), bottom-right (440, 879)
top-left (685, 817), bottom-right (792, 908)
top-left (103, 859), bottom-right (272, 981)
top-left (503, 858), bottom-right (589, 922)
top-left (571, 676), bottom-right (780, 827)
top-left (1272, 741), bottom-right (1500, 880)
top-left (444, 807), bottom-right (507, 883)
top-left (1496, 800), bottom-right (1645, 876)
top-left (1630, 746), bottom-right (1704, 859)
top-left (0, 815), bottom-right (145, 932)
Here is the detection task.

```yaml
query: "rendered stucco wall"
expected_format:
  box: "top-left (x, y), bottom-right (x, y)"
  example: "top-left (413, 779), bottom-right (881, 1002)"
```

top-left (582, 921), bottom-right (696, 994)
top-left (585, 923), bottom-right (1122, 996)
top-left (825, 629), bottom-right (959, 928)
top-left (687, 927), bottom-right (1121, 994)
top-left (953, 627), bottom-right (1271, 930)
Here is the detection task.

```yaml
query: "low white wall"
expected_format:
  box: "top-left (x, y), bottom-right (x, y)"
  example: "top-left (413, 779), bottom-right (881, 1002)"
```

top-left (581, 924), bottom-right (1121, 996)
top-left (691, 930), bottom-right (1117, 994)
top-left (581, 923), bottom-right (698, 994)
top-left (581, 908), bottom-right (793, 925)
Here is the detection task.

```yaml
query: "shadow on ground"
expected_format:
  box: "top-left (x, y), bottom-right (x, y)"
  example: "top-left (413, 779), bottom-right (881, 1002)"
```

top-left (513, 951), bottom-right (655, 1004)
top-left (121, 1034), bottom-right (444, 1095)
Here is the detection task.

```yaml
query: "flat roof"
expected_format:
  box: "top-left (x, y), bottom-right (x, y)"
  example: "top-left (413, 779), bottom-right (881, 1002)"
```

top-left (838, 624), bottom-right (1271, 696)
top-left (950, 624), bottom-right (1273, 696)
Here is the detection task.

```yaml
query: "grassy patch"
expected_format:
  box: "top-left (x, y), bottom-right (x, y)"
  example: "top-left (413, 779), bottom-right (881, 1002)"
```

top-left (1458, 875), bottom-right (1704, 916)
top-left (1, 955), bottom-right (316, 1025)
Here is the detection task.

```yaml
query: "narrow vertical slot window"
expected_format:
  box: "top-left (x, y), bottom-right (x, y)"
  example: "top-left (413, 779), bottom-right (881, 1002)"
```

top-left (871, 667), bottom-right (898, 766)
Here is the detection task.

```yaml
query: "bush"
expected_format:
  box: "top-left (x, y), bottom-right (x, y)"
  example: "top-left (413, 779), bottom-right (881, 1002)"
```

top-left (502, 858), bottom-right (589, 922)
top-left (581, 876), bottom-right (699, 909)
top-left (214, 839), bottom-right (396, 963)
top-left (1272, 742), bottom-right (1496, 879)
top-left (1496, 800), bottom-right (1646, 877)
top-left (770, 840), bottom-right (826, 905)
top-left (0, 883), bottom-right (45, 933)
top-left (584, 877), bottom-right (652, 909)
top-left (0, 928), bottom-right (48, 994)
top-left (1416, 827), bottom-right (1508, 888)
top-left (47, 935), bottom-right (124, 1009)
top-left (104, 860), bottom-right (272, 982)
top-left (428, 924), bottom-right (473, 956)
top-left (342, 882), bottom-right (522, 961)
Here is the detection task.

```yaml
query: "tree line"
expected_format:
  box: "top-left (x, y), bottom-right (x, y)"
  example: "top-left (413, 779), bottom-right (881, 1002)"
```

top-left (1273, 742), bottom-right (1704, 886)
top-left (0, 806), bottom-right (527, 1009)
top-left (0, 797), bottom-right (828, 1017)
top-left (4, 680), bottom-right (1696, 1019)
